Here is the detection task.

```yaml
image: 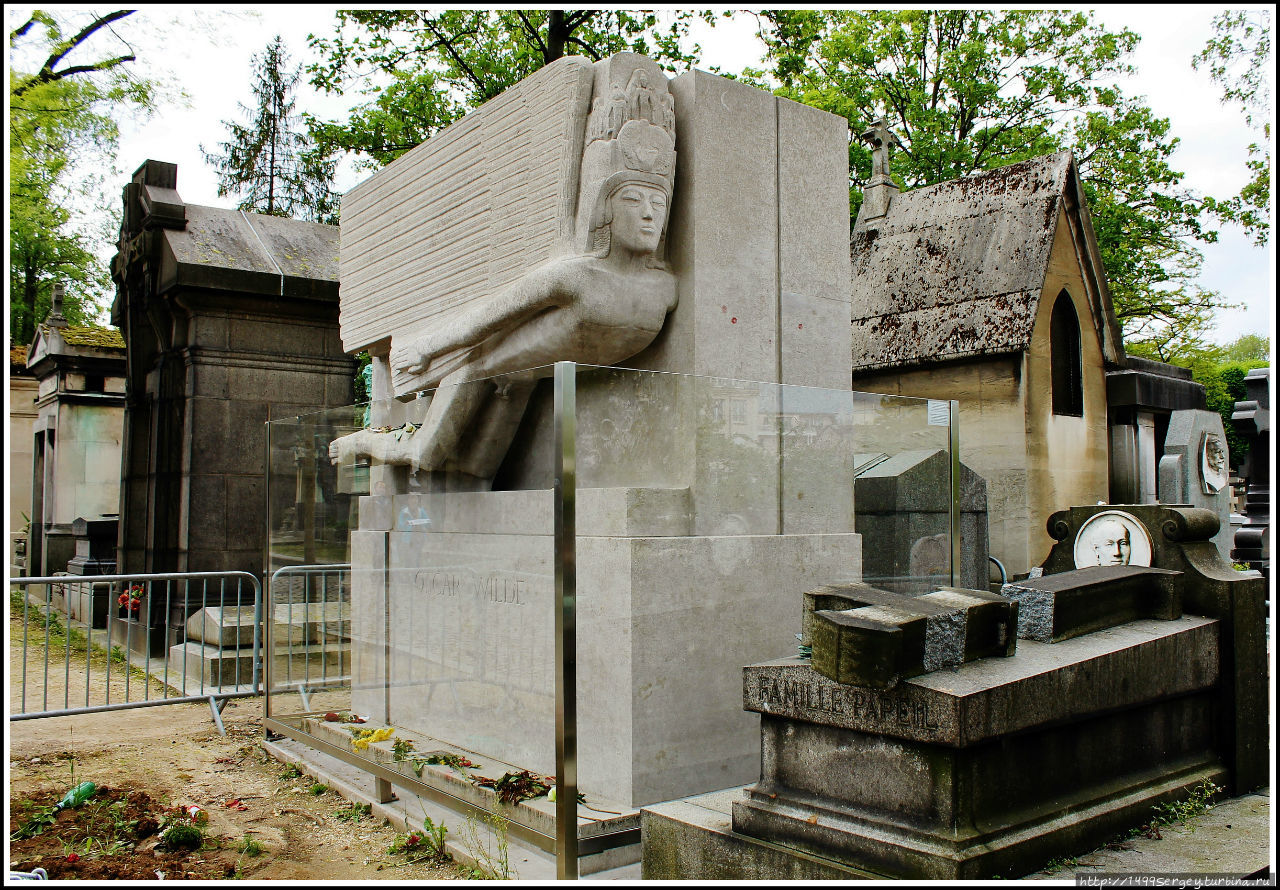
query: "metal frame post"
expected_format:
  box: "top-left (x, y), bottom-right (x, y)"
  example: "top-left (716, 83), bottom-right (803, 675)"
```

top-left (553, 361), bottom-right (578, 879)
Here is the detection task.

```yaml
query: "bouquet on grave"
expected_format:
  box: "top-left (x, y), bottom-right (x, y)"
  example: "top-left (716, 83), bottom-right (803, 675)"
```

top-left (117, 584), bottom-right (145, 613)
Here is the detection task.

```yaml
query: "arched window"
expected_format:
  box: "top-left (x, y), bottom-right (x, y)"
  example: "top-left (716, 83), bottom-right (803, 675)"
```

top-left (1051, 290), bottom-right (1083, 416)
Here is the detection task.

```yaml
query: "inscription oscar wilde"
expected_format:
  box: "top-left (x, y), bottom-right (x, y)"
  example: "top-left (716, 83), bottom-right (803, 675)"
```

top-left (414, 571), bottom-right (527, 605)
top-left (754, 673), bottom-right (941, 731)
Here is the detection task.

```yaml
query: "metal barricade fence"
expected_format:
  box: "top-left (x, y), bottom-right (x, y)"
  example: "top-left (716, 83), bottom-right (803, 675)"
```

top-left (8, 571), bottom-right (262, 725)
top-left (265, 564), bottom-right (351, 708)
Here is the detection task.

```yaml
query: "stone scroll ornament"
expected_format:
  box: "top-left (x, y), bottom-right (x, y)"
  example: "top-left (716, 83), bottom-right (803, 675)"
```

top-left (329, 57), bottom-right (678, 478)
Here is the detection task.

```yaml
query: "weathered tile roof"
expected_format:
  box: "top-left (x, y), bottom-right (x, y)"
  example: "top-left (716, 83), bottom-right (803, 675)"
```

top-left (850, 152), bottom-right (1072, 372)
top-left (162, 205), bottom-right (339, 283)
top-left (59, 325), bottom-right (126, 349)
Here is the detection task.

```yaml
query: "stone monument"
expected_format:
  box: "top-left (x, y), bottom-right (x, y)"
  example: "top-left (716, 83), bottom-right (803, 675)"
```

top-left (1157, 408), bottom-right (1234, 558)
top-left (1230, 368), bottom-right (1270, 577)
top-left (643, 505), bottom-right (1266, 879)
top-left (25, 287), bottom-right (127, 577)
top-left (330, 54), bottom-right (679, 478)
top-left (325, 52), bottom-right (858, 810)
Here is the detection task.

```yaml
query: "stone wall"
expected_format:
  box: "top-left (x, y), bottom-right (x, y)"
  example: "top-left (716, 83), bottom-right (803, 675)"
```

top-left (9, 366), bottom-right (38, 570)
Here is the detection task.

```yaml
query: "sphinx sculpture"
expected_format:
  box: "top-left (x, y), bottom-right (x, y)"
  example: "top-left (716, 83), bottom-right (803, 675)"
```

top-left (329, 58), bottom-right (678, 479)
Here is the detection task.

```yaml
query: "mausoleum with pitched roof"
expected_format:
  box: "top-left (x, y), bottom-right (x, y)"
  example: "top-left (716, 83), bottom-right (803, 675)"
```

top-left (848, 151), bottom-right (1123, 575)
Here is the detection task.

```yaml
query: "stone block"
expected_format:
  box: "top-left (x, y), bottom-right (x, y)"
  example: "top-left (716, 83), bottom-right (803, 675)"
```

top-left (810, 605), bottom-right (925, 688)
top-left (641, 790), bottom-right (872, 880)
top-left (1157, 409), bottom-right (1233, 558)
top-left (225, 476), bottom-right (265, 550)
top-left (352, 489), bottom-right (861, 808)
top-left (168, 640), bottom-right (256, 688)
top-left (1001, 565), bottom-right (1181, 642)
top-left (803, 583), bottom-right (1017, 687)
top-left (186, 475), bottom-right (226, 551)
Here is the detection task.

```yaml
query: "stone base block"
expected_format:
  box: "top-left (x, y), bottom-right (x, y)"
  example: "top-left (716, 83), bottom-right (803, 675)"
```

top-left (65, 581), bottom-right (111, 628)
top-left (731, 760), bottom-right (1226, 880)
top-left (642, 788), bottom-right (875, 880)
top-left (725, 616), bottom-right (1231, 879)
top-left (106, 615), bottom-right (173, 657)
top-left (168, 641), bottom-right (352, 690)
top-left (353, 521), bottom-right (861, 809)
top-left (168, 641), bottom-right (256, 688)
top-left (298, 714), bottom-right (638, 849)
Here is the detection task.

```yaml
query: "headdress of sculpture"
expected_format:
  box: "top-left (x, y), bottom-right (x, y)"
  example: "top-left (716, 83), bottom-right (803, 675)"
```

top-left (329, 54), bottom-right (678, 480)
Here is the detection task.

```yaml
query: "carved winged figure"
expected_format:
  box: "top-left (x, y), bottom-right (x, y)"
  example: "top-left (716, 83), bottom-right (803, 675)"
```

top-left (329, 60), bottom-right (678, 482)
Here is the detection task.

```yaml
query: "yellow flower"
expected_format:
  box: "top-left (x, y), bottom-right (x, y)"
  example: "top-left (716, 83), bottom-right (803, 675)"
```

top-left (351, 727), bottom-right (395, 752)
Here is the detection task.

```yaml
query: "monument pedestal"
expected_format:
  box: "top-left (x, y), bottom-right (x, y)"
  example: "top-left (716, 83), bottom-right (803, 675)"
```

top-left (644, 616), bottom-right (1228, 879)
top-left (349, 488), bottom-right (861, 809)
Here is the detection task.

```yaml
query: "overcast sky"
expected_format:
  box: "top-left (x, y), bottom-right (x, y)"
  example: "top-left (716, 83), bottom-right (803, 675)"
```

top-left (14, 5), bottom-right (1274, 349)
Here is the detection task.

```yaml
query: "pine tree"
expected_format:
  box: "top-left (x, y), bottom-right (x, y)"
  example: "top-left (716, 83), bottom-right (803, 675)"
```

top-left (203, 36), bottom-right (338, 223)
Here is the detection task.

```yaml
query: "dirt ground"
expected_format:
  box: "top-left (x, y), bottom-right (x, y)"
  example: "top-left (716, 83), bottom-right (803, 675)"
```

top-left (9, 626), bottom-right (464, 881)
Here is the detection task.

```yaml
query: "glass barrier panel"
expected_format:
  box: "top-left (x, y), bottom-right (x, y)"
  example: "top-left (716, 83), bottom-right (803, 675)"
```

top-left (569, 364), bottom-right (954, 812)
top-left (266, 366), bottom-right (563, 870)
top-left (266, 363), bottom-right (958, 873)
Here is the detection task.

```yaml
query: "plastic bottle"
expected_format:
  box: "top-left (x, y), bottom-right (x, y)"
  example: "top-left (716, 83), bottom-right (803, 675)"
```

top-left (55, 781), bottom-right (97, 810)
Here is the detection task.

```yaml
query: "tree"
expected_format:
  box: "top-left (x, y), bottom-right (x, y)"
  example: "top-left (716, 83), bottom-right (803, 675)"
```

top-left (1194, 9), bottom-right (1271, 246)
top-left (1221, 333), bottom-right (1270, 365)
top-left (8, 8), bottom-right (157, 343)
top-left (202, 35), bottom-right (339, 223)
top-left (305, 10), bottom-right (712, 167)
top-left (749, 9), bottom-right (1238, 360)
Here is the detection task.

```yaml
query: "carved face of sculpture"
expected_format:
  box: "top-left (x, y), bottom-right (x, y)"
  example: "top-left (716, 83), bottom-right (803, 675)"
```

top-left (1205, 435), bottom-right (1226, 473)
top-left (1090, 518), bottom-right (1132, 566)
top-left (607, 183), bottom-right (668, 255)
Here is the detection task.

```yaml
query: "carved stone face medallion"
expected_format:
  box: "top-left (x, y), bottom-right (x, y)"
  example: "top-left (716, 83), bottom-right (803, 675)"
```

top-left (1200, 432), bottom-right (1228, 495)
top-left (1073, 510), bottom-right (1153, 568)
top-left (608, 183), bottom-right (668, 255)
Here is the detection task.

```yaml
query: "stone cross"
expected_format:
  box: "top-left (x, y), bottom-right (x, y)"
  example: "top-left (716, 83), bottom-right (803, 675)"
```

top-left (47, 281), bottom-right (68, 328)
top-left (861, 117), bottom-right (900, 182)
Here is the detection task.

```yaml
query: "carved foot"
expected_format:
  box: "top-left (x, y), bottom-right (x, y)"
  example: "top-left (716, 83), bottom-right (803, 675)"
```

top-left (329, 429), bottom-right (379, 465)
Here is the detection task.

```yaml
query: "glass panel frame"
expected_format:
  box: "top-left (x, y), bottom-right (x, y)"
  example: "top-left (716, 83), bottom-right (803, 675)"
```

top-left (263, 362), bottom-right (960, 879)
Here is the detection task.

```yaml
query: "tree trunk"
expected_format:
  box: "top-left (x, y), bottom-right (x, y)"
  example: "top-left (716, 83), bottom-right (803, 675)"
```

top-left (21, 258), bottom-right (39, 344)
top-left (546, 10), bottom-right (567, 62)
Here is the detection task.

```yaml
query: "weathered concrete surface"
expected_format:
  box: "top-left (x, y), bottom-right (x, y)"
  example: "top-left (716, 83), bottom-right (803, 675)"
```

top-left (1158, 409), bottom-right (1234, 558)
top-left (642, 788), bottom-right (875, 880)
top-left (642, 786), bottom-right (1273, 881)
top-left (1024, 787), bottom-right (1272, 879)
top-left (1040, 504), bottom-right (1269, 795)
top-left (729, 613), bottom-right (1230, 879)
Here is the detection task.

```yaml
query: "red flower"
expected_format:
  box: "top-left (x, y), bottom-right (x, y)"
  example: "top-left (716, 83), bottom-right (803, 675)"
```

top-left (66, 852), bottom-right (80, 863)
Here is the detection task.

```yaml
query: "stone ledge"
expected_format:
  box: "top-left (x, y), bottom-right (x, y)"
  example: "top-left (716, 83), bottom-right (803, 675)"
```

top-left (641, 789), bottom-right (877, 881)
top-left (745, 615), bottom-right (1219, 745)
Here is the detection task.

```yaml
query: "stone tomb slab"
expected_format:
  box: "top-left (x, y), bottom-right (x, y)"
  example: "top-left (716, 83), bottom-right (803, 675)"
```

top-left (187, 604), bottom-right (349, 648)
top-left (1000, 564), bottom-right (1181, 642)
top-left (805, 583), bottom-right (1016, 688)
top-left (729, 616), bottom-right (1225, 879)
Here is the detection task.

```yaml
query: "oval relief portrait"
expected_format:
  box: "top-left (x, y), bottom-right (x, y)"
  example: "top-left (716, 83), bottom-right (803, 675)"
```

top-left (1073, 510), bottom-right (1153, 568)
top-left (1200, 431), bottom-right (1229, 495)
